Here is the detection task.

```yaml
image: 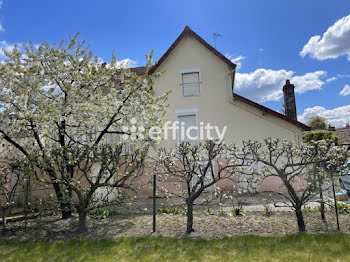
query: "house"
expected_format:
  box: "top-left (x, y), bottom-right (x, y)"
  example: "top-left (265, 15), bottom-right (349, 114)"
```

top-left (334, 124), bottom-right (350, 147)
top-left (0, 26), bottom-right (311, 202)
top-left (138, 26), bottom-right (309, 148)
top-left (133, 26), bottom-right (310, 196)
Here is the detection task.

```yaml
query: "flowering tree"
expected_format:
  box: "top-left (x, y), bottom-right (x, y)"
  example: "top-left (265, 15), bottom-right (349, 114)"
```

top-left (322, 145), bottom-right (349, 230)
top-left (0, 33), bottom-right (168, 220)
top-left (29, 143), bottom-right (148, 232)
top-left (155, 141), bottom-right (246, 234)
top-left (234, 138), bottom-right (348, 232)
top-left (303, 131), bottom-right (339, 224)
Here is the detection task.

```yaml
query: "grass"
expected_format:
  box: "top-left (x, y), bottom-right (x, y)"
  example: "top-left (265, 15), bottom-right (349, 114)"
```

top-left (1, 234), bottom-right (350, 261)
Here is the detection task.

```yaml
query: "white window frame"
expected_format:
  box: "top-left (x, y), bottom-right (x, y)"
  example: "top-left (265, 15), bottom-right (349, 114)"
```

top-left (176, 109), bottom-right (198, 145)
top-left (180, 69), bottom-right (202, 97)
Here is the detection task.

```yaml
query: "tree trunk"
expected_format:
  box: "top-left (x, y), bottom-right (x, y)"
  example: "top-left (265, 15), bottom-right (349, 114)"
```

top-left (319, 190), bottom-right (326, 222)
top-left (60, 187), bottom-right (72, 219)
top-left (48, 168), bottom-right (72, 219)
top-left (52, 182), bottom-right (72, 219)
top-left (61, 204), bottom-right (72, 219)
top-left (78, 209), bottom-right (87, 232)
top-left (295, 206), bottom-right (306, 232)
top-left (186, 200), bottom-right (194, 234)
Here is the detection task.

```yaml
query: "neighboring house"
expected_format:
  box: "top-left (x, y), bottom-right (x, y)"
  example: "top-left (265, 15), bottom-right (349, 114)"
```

top-left (134, 26), bottom-right (310, 196)
top-left (334, 124), bottom-right (350, 147)
top-left (334, 125), bottom-right (350, 191)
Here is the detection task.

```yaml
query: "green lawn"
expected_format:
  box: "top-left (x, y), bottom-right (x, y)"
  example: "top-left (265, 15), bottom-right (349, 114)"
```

top-left (1, 234), bottom-right (350, 262)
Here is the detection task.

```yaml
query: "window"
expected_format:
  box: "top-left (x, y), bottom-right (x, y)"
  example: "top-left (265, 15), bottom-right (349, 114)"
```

top-left (181, 70), bottom-right (201, 97)
top-left (177, 111), bottom-right (198, 143)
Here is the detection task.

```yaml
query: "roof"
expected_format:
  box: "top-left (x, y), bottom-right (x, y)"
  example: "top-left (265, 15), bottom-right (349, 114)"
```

top-left (232, 93), bottom-right (311, 131)
top-left (130, 66), bottom-right (147, 75)
top-left (131, 26), bottom-right (310, 132)
top-left (148, 26), bottom-right (236, 74)
top-left (335, 127), bottom-right (350, 145)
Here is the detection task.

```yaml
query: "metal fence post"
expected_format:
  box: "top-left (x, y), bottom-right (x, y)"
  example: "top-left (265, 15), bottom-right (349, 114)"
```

top-left (153, 174), bottom-right (157, 232)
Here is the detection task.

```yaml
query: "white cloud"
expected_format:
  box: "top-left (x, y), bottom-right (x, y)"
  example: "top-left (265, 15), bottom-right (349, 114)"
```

top-left (116, 58), bottom-right (137, 68)
top-left (292, 71), bottom-right (326, 93)
top-left (300, 14), bottom-right (350, 60)
top-left (0, 24), bottom-right (4, 32)
top-left (326, 76), bottom-right (337, 83)
top-left (97, 57), bottom-right (137, 69)
top-left (340, 84), bottom-right (350, 96)
top-left (235, 69), bottom-right (326, 102)
top-left (298, 105), bottom-right (350, 128)
top-left (337, 73), bottom-right (350, 78)
top-left (225, 54), bottom-right (245, 70)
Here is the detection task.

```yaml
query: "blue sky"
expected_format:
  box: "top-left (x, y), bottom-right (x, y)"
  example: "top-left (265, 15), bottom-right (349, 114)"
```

top-left (1, 0), bottom-right (350, 126)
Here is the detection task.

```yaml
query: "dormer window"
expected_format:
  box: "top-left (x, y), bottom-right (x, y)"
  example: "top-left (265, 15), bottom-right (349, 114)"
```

top-left (180, 69), bottom-right (201, 97)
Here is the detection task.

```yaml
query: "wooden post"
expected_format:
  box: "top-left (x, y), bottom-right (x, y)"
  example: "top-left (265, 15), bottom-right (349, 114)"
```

top-left (153, 174), bottom-right (157, 232)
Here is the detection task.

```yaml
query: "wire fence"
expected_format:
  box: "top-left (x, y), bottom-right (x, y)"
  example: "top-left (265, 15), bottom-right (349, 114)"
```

top-left (0, 184), bottom-right (56, 210)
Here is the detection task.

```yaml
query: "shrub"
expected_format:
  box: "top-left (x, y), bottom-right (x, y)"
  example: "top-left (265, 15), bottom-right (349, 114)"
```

top-left (303, 206), bottom-right (313, 213)
top-left (158, 204), bottom-right (186, 215)
top-left (303, 205), bottom-right (329, 213)
top-left (91, 205), bottom-right (118, 219)
top-left (302, 131), bottom-right (339, 145)
top-left (232, 207), bottom-right (245, 216)
top-left (205, 206), bottom-right (215, 215)
top-left (336, 203), bottom-right (350, 214)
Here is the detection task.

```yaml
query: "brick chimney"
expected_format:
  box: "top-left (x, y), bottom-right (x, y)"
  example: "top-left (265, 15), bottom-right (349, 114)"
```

top-left (283, 80), bottom-right (297, 121)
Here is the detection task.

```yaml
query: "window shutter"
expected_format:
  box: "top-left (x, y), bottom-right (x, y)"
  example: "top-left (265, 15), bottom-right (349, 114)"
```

top-left (182, 72), bottom-right (200, 96)
top-left (178, 114), bottom-right (197, 142)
